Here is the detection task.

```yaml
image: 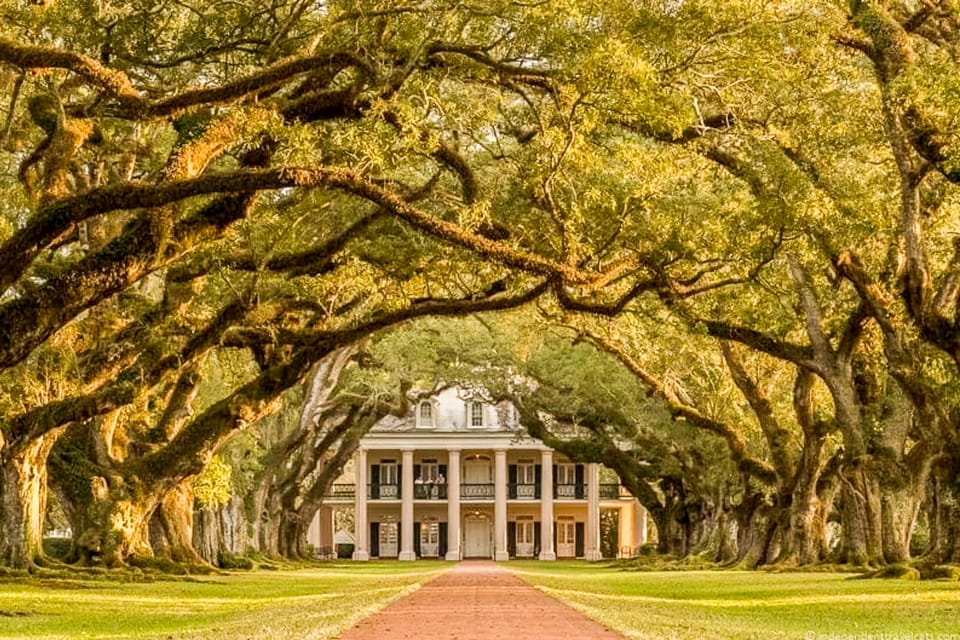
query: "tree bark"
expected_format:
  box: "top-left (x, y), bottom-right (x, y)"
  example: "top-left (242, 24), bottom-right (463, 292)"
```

top-left (153, 480), bottom-right (206, 564)
top-left (0, 432), bottom-right (62, 569)
top-left (838, 461), bottom-right (883, 566)
top-left (922, 457), bottom-right (960, 564)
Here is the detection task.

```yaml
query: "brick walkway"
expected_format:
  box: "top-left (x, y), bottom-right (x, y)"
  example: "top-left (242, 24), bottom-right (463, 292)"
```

top-left (337, 560), bottom-right (626, 639)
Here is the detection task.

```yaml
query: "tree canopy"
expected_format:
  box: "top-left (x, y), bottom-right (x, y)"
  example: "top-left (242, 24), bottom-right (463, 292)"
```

top-left (1, 0), bottom-right (959, 571)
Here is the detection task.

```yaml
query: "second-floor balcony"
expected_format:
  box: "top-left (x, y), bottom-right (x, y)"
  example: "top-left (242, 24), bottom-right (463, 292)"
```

top-left (326, 482), bottom-right (633, 501)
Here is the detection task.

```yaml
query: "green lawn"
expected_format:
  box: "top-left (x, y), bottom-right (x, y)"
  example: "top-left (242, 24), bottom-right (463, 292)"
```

top-left (3, 561), bottom-right (959, 639)
top-left (508, 561), bottom-right (960, 640)
top-left (0, 561), bottom-right (448, 640)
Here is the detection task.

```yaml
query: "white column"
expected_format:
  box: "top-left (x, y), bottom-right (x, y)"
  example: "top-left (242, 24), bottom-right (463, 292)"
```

top-left (585, 463), bottom-right (602, 560)
top-left (539, 449), bottom-right (556, 560)
top-left (352, 448), bottom-right (369, 560)
top-left (494, 449), bottom-right (509, 560)
top-left (399, 448), bottom-right (416, 560)
top-left (446, 449), bottom-right (462, 561)
top-left (634, 499), bottom-right (648, 546)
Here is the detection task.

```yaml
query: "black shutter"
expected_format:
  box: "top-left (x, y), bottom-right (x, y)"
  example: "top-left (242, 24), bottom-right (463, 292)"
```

top-left (439, 522), bottom-right (448, 558)
top-left (370, 465), bottom-right (380, 499)
top-left (413, 522), bottom-right (422, 557)
top-left (507, 522), bottom-right (517, 558)
top-left (508, 464), bottom-right (518, 499)
top-left (575, 464), bottom-right (585, 499)
top-left (552, 464), bottom-right (558, 499)
top-left (397, 464), bottom-right (402, 498)
top-left (413, 464), bottom-right (422, 498)
top-left (370, 522), bottom-right (380, 558)
top-left (534, 522), bottom-right (541, 556)
top-left (553, 522), bottom-right (558, 554)
top-left (575, 522), bottom-right (585, 557)
top-left (439, 464), bottom-right (447, 499)
top-left (535, 464), bottom-right (542, 499)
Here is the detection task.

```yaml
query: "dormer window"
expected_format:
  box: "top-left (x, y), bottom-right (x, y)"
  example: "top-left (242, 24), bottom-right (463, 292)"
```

top-left (417, 401), bottom-right (435, 428)
top-left (469, 401), bottom-right (484, 428)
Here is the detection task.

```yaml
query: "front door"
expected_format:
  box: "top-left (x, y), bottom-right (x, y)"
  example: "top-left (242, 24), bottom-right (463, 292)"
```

top-left (557, 518), bottom-right (576, 558)
top-left (379, 522), bottom-right (398, 558)
top-left (464, 517), bottom-right (490, 558)
top-left (420, 522), bottom-right (440, 558)
top-left (515, 518), bottom-right (535, 558)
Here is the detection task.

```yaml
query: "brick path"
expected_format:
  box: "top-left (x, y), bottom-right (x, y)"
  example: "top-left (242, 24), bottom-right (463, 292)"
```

top-left (337, 560), bottom-right (626, 639)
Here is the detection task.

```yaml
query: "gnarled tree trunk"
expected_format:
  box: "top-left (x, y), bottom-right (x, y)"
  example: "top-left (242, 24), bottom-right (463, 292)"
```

top-left (838, 461), bottom-right (883, 566)
top-left (153, 480), bottom-right (205, 564)
top-left (0, 432), bottom-right (62, 569)
top-left (924, 457), bottom-right (960, 564)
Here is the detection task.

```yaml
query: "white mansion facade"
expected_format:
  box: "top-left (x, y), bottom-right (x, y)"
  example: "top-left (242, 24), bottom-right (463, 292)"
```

top-left (308, 387), bottom-right (647, 560)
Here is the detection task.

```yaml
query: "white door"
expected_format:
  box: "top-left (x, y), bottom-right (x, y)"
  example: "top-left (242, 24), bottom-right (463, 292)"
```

top-left (464, 517), bottom-right (490, 557)
top-left (421, 522), bottom-right (440, 558)
top-left (557, 520), bottom-right (576, 558)
top-left (380, 522), bottom-right (398, 558)
top-left (516, 519), bottom-right (535, 558)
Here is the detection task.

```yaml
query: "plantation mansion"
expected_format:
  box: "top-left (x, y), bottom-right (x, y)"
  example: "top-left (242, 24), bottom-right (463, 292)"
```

top-left (308, 387), bottom-right (647, 560)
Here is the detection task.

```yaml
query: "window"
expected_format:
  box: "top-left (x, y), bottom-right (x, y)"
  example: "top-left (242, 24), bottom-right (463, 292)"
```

top-left (469, 401), bottom-right (484, 428)
top-left (381, 461), bottom-right (398, 485)
top-left (555, 463), bottom-right (576, 498)
top-left (516, 516), bottom-right (534, 544)
top-left (557, 518), bottom-right (576, 545)
top-left (417, 401), bottom-right (434, 428)
top-left (517, 461), bottom-right (536, 484)
top-left (419, 460), bottom-right (439, 482)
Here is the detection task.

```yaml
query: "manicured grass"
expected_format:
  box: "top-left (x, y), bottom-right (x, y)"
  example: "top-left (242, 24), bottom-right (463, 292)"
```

top-left (508, 561), bottom-right (960, 640)
top-left (0, 561), bottom-right (448, 640)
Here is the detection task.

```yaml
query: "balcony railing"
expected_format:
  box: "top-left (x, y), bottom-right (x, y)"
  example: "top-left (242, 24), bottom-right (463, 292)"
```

top-left (507, 482), bottom-right (539, 499)
top-left (414, 483), bottom-right (447, 500)
top-left (335, 482), bottom-right (630, 501)
top-left (461, 483), bottom-right (495, 499)
top-left (554, 484), bottom-right (585, 499)
top-left (326, 484), bottom-right (356, 499)
top-left (599, 483), bottom-right (632, 499)
top-left (368, 483), bottom-right (401, 499)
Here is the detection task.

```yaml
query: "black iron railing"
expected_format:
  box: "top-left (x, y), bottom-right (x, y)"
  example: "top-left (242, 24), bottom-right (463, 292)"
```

top-left (460, 483), bottom-right (495, 499)
top-left (326, 484), bottom-right (356, 499)
top-left (368, 483), bottom-right (401, 499)
top-left (599, 483), bottom-right (630, 499)
top-left (414, 483), bottom-right (447, 499)
top-left (554, 484), bottom-right (586, 499)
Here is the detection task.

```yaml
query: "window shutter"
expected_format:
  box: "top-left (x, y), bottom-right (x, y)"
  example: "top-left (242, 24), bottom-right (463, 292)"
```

top-left (370, 522), bottom-right (380, 558)
top-left (439, 522), bottom-right (448, 558)
top-left (552, 522), bottom-right (558, 553)
top-left (575, 464), bottom-right (585, 499)
top-left (535, 464), bottom-right (542, 499)
top-left (370, 464), bottom-right (380, 500)
top-left (508, 464), bottom-right (517, 499)
top-left (575, 522), bottom-right (585, 557)
top-left (534, 522), bottom-right (541, 556)
top-left (552, 464), bottom-right (558, 499)
top-left (507, 522), bottom-right (517, 558)
top-left (439, 464), bottom-right (448, 499)
top-left (413, 522), bottom-right (422, 557)
top-left (397, 464), bottom-right (402, 498)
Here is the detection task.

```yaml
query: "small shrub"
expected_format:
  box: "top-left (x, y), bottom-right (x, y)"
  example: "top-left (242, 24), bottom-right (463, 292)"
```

top-left (218, 551), bottom-right (254, 570)
top-left (42, 537), bottom-right (72, 560)
top-left (128, 555), bottom-right (188, 575)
